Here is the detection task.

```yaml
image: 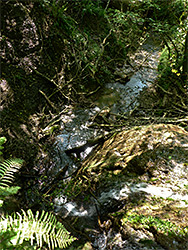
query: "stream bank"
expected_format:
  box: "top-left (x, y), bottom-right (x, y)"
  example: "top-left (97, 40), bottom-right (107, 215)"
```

top-left (54, 123), bottom-right (188, 250)
top-left (51, 39), bottom-right (188, 249)
top-left (1, 1), bottom-right (188, 249)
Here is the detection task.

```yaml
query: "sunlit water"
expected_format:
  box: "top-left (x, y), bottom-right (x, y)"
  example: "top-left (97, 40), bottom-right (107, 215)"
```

top-left (95, 39), bottom-right (161, 113)
top-left (53, 39), bottom-right (183, 249)
top-left (54, 39), bottom-right (161, 175)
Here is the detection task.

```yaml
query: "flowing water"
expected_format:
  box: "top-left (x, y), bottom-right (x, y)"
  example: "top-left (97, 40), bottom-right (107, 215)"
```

top-left (52, 38), bottom-right (168, 249)
top-left (95, 39), bottom-right (160, 113)
top-left (54, 38), bottom-right (161, 170)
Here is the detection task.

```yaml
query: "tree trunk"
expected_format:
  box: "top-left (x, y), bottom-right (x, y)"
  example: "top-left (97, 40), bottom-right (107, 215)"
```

top-left (182, 30), bottom-right (188, 84)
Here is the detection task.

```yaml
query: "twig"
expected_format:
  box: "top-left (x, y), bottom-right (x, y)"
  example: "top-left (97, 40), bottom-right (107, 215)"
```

top-left (39, 90), bottom-right (58, 110)
top-left (33, 68), bottom-right (70, 100)
top-left (155, 83), bottom-right (173, 95)
top-left (165, 33), bottom-right (180, 60)
top-left (76, 86), bottom-right (101, 97)
top-left (173, 102), bottom-right (188, 111)
top-left (44, 107), bottom-right (70, 129)
top-left (105, 0), bottom-right (111, 11)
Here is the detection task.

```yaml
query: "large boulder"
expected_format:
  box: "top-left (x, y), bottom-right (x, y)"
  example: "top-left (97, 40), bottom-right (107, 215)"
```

top-left (80, 124), bottom-right (188, 249)
top-left (83, 124), bottom-right (188, 175)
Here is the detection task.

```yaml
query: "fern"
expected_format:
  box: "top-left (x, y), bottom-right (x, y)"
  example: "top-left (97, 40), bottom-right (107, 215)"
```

top-left (0, 137), bottom-right (7, 156)
top-left (0, 159), bottom-right (23, 188)
top-left (0, 139), bottom-right (76, 249)
top-left (0, 209), bottom-right (76, 249)
top-left (0, 158), bottom-right (23, 207)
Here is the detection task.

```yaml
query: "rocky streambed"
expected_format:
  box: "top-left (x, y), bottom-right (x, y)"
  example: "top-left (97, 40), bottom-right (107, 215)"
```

top-left (54, 124), bottom-right (188, 250)
top-left (51, 38), bottom-right (188, 250)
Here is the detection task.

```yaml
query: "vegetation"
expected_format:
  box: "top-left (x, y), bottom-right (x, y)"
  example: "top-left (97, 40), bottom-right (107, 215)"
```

top-left (0, 209), bottom-right (76, 249)
top-left (1, 0), bottom-right (188, 249)
top-left (122, 212), bottom-right (188, 237)
top-left (0, 138), bottom-right (76, 249)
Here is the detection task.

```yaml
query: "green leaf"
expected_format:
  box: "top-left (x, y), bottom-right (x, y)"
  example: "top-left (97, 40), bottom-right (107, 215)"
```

top-left (0, 137), bottom-right (7, 146)
top-left (0, 159), bottom-right (23, 188)
top-left (0, 210), bottom-right (76, 249)
top-left (0, 186), bottom-right (21, 199)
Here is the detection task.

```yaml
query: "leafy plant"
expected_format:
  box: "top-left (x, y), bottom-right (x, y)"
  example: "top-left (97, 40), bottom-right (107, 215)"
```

top-left (0, 137), bottom-right (76, 249)
top-left (0, 137), bottom-right (7, 156)
top-left (0, 158), bottom-right (23, 207)
top-left (0, 158), bottom-right (23, 188)
top-left (0, 209), bottom-right (76, 249)
top-left (122, 212), bottom-right (188, 237)
top-left (107, 8), bottom-right (144, 52)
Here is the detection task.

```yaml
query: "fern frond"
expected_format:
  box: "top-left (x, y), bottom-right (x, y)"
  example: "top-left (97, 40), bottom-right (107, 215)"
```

top-left (0, 209), bottom-right (76, 249)
top-left (0, 159), bottom-right (23, 188)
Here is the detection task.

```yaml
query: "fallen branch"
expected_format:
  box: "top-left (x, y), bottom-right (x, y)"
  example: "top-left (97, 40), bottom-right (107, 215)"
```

top-left (155, 83), bottom-right (173, 95)
top-left (43, 106), bottom-right (70, 129)
top-left (33, 68), bottom-right (70, 100)
top-left (76, 86), bottom-right (101, 97)
top-left (173, 102), bottom-right (188, 111)
top-left (39, 90), bottom-right (58, 110)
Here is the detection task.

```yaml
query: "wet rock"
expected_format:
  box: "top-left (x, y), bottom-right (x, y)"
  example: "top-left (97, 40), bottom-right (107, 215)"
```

top-left (114, 70), bottom-right (134, 84)
top-left (54, 123), bottom-right (188, 250)
top-left (80, 124), bottom-right (188, 249)
top-left (83, 124), bottom-right (188, 175)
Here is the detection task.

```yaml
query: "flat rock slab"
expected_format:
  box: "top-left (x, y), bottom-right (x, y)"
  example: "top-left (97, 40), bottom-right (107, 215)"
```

top-left (80, 124), bottom-right (188, 249)
top-left (83, 124), bottom-right (188, 176)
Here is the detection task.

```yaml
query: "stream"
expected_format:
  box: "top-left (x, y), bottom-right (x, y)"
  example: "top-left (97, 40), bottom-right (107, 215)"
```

top-left (52, 38), bottom-right (167, 249)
